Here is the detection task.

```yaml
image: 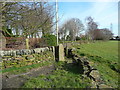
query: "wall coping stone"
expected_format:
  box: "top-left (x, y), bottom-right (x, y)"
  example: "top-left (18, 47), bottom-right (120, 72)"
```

top-left (0, 46), bottom-right (53, 57)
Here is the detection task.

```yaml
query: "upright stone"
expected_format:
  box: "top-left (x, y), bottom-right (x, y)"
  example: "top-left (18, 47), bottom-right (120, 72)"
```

top-left (26, 38), bottom-right (29, 49)
top-left (58, 44), bottom-right (64, 61)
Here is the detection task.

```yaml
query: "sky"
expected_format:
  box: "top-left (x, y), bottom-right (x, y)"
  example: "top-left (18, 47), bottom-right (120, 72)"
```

top-left (58, 1), bottom-right (118, 36)
top-left (3, 0), bottom-right (118, 36)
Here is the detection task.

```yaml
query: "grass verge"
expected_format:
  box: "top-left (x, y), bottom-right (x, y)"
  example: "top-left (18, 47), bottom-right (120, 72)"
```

top-left (22, 61), bottom-right (92, 88)
top-left (1, 59), bottom-right (54, 75)
top-left (74, 41), bottom-right (119, 88)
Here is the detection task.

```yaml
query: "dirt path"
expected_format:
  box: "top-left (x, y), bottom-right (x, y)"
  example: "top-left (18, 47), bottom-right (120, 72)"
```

top-left (2, 65), bottom-right (55, 88)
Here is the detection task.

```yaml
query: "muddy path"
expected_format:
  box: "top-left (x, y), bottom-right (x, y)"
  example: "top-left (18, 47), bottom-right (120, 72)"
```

top-left (2, 65), bottom-right (55, 88)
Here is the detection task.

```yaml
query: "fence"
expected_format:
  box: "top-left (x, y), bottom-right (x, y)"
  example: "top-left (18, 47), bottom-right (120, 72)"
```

top-left (3, 37), bottom-right (47, 50)
top-left (5, 37), bottom-right (26, 50)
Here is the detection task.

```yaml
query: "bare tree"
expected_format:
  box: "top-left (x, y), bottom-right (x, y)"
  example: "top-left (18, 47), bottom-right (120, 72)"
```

top-left (85, 16), bottom-right (98, 40)
top-left (92, 29), bottom-right (104, 40)
top-left (1, 2), bottom-right (56, 38)
top-left (15, 2), bottom-right (55, 38)
top-left (1, 2), bottom-right (19, 37)
top-left (59, 18), bottom-right (84, 41)
top-left (91, 28), bottom-right (113, 40)
top-left (58, 23), bottom-right (68, 41)
top-left (102, 28), bottom-right (113, 40)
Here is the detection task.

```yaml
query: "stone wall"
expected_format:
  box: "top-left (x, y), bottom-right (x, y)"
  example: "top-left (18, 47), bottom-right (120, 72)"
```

top-left (1, 44), bottom-right (66, 69)
top-left (2, 51), bottom-right (54, 69)
top-left (67, 48), bottom-right (111, 88)
top-left (0, 47), bottom-right (54, 57)
top-left (0, 46), bottom-right (55, 69)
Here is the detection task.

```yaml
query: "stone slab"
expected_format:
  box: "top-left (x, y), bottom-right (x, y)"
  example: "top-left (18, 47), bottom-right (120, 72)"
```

top-left (58, 44), bottom-right (64, 61)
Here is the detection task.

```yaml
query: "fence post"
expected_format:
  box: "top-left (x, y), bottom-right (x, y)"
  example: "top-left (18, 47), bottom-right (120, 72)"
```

top-left (26, 38), bottom-right (29, 49)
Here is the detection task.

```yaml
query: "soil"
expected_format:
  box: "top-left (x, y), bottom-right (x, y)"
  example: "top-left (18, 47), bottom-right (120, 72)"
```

top-left (2, 65), bottom-right (55, 88)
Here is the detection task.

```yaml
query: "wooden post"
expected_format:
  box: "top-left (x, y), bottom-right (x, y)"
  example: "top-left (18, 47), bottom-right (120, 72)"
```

top-left (26, 38), bottom-right (29, 49)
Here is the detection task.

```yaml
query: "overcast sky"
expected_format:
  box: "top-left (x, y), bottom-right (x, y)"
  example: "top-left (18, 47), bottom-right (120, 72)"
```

top-left (58, 1), bottom-right (118, 36)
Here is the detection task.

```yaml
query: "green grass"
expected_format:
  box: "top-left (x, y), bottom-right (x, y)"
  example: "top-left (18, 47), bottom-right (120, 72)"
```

top-left (22, 61), bottom-right (92, 88)
top-left (74, 41), bottom-right (119, 88)
top-left (1, 59), bottom-right (54, 75)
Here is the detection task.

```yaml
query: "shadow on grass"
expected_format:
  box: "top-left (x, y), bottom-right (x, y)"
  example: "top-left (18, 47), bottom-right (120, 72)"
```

top-left (56, 61), bottom-right (84, 75)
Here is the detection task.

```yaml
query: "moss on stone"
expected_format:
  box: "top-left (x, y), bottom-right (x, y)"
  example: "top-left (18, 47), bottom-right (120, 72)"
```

top-left (2, 51), bottom-right (54, 70)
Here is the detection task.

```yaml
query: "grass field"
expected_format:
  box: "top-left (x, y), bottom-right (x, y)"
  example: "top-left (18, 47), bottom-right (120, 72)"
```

top-left (74, 41), bottom-right (119, 88)
top-left (22, 41), bottom-right (119, 88)
top-left (3, 41), bottom-right (119, 88)
top-left (23, 61), bottom-right (91, 88)
top-left (23, 41), bottom-right (119, 88)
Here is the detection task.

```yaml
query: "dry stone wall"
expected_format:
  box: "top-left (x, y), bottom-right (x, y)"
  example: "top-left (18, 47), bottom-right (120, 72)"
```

top-left (0, 47), bottom-right (54, 57)
top-left (0, 47), bottom-right (55, 69)
top-left (67, 48), bottom-right (111, 88)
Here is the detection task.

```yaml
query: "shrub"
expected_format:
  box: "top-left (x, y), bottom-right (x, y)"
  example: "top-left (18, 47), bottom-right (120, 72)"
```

top-left (76, 36), bottom-right (81, 41)
top-left (81, 36), bottom-right (87, 40)
top-left (66, 35), bottom-right (70, 41)
top-left (43, 34), bottom-right (57, 46)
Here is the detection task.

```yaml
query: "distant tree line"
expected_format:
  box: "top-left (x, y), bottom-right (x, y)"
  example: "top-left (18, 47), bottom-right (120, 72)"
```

top-left (85, 16), bottom-right (113, 40)
top-left (58, 16), bottom-right (113, 41)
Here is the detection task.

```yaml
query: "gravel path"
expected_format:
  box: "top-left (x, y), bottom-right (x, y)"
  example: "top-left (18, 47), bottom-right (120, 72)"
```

top-left (2, 65), bottom-right (55, 88)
